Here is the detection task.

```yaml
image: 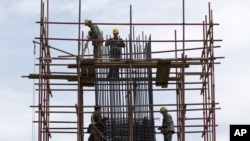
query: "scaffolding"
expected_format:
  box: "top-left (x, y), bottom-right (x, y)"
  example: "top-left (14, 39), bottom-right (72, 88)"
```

top-left (24, 0), bottom-right (223, 141)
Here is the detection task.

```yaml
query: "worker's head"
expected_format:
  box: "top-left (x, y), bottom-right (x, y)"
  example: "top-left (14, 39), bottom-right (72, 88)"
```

top-left (84, 18), bottom-right (92, 26)
top-left (113, 28), bottom-right (119, 34)
top-left (112, 28), bottom-right (119, 39)
top-left (94, 105), bottom-right (101, 112)
top-left (160, 106), bottom-right (167, 114)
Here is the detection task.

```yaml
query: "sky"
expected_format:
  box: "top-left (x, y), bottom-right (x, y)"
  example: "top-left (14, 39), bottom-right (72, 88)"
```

top-left (0, 0), bottom-right (250, 141)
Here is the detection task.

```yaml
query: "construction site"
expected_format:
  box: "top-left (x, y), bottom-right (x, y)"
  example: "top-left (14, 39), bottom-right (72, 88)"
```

top-left (24, 0), bottom-right (224, 141)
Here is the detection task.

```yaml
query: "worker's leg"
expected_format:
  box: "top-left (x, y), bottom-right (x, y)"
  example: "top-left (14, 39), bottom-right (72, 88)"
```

top-left (96, 43), bottom-right (102, 59)
top-left (93, 45), bottom-right (101, 59)
top-left (164, 134), bottom-right (167, 141)
top-left (114, 50), bottom-right (120, 77)
top-left (107, 48), bottom-right (114, 78)
top-left (110, 48), bottom-right (115, 61)
top-left (107, 68), bottom-right (114, 78)
top-left (93, 46), bottom-right (97, 59)
top-left (88, 134), bottom-right (94, 141)
top-left (114, 68), bottom-right (119, 78)
top-left (117, 50), bottom-right (121, 61)
top-left (164, 133), bottom-right (172, 141)
top-left (93, 43), bottom-right (102, 60)
top-left (93, 132), bottom-right (101, 141)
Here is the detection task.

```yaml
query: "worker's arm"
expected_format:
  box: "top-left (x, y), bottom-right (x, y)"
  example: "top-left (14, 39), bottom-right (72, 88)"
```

top-left (119, 38), bottom-right (125, 48)
top-left (105, 38), bottom-right (111, 46)
top-left (95, 113), bottom-right (105, 128)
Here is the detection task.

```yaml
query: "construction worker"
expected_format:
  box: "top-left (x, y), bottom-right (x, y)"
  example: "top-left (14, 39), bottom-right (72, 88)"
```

top-left (84, 19), bottom-right (104, 61)
top-left (158, 106), bottom-right (175, 141)
top-left (88, 105), bottom-right (105, 141)
top-left (105, 28), bottom-right (125, 78)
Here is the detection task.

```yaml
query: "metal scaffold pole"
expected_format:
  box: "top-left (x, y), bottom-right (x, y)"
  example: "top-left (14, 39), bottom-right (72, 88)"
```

top-left (24, 1), bottom-right (223, 141)
top-left (77, 1), bottom-right (83, 141)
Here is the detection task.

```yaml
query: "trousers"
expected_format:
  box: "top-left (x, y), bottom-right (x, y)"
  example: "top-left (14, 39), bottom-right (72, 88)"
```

top-left (93, 43), bottom-right (102, 59)
top-left (163, 132), bottom-right (173, 141)
top-left (88, 126), bottom-right (102, 141)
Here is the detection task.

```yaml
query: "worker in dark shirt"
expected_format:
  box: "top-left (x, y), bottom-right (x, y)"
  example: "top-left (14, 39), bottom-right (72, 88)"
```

top-left (158, 106), bottom-right (175, 141)
top-left (105, 28), bottom-right (125, 78)
top-left (88, 105), bottom-right (105, 141)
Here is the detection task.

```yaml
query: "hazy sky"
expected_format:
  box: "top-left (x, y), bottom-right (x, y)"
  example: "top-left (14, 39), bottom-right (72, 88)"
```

top-left (0, 0), bottom-right (250, 141)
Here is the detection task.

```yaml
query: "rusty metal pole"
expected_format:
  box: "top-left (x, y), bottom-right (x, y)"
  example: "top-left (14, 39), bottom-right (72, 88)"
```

top-left (208, 4), bottom-right (216, 141)
top-left (77, 0), bottom-right (83, 141)
top-left (38, 1), bottom-right (43, 141)
top-left (174, 30), bottom-right (182, 141)
top-left (181, 0), bottom-right (186, 141)
top-left (128, 5), bottom-right (134, 141)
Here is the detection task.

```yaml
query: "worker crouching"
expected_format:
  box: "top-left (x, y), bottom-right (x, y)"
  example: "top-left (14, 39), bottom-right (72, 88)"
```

top-left (158, 106), bottom-right (175, 141)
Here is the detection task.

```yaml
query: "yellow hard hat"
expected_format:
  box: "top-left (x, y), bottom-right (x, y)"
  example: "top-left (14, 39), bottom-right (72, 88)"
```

top-left (113, 28), bottom-right (119, 34)
top-left (84, 18), bottom-right (91, 24)
top-left (160, 107), bottom-right (167, 112)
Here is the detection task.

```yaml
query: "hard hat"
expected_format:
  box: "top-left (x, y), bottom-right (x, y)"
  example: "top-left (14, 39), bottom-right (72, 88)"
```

top-left (160, 107), bottom-right (167, 112)
top-left (84, 18), bottom-right (91, 24)
top-left (113, 28), bottom-right (119, 34)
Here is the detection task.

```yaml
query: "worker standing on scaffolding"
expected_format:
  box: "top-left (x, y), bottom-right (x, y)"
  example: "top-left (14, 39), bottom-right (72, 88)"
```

top-left (105, 28), bottom-right (125, 78)
top-left (158, 106), bottom-right (175, 141)
top-left (88, 105), bottom-right (105, 141)
top-left (84, 19), bottom-right (104, 62)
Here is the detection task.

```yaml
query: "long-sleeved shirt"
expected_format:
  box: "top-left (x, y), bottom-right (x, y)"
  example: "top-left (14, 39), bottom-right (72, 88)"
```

top-left (162, 113), bottom-right (175, 133)
top-left (88, 24), bottom-right (103, 46)
top-left (105, 37), bottom-right (125, 48)
top-left (91, 111), bottom-right (104, 129)
top-left (105, 37), bottom-right (125, 58)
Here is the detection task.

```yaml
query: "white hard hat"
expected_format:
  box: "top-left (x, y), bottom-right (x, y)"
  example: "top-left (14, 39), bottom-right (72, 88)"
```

top-left (160, 107), bottom-right (167, 112)
top-left (84, 18), bottom-right (91, 24)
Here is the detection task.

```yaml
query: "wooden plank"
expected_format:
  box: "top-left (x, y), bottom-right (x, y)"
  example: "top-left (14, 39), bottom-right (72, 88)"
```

top-left (81, 59), bottom-right (95, 65)
top-left (156, 60), bottom-right (171, 88)
top-left (93, 61), bottom-right (188, 68)
top-left (28, 74), bottom-right (76, 81)
top-left (68, 59), bottom-right (189, 69)
top-left (27, 74), bottom-right (180, 81)
top-left (81, 78), bottom-right (94, 87)
top-left (80, 59), bottom-right (95, 86)
top-left (80, 65), bottom-right (95, 77)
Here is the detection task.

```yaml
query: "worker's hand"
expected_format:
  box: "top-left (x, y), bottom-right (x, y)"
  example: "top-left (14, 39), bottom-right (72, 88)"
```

top-left (157, 127), bottom-right (162, 130)
top-left (86, 35), bottom-right (90, 39)
top-left (114, 41), bottom-right (121, 47)
top-left (102, 117), bottom-right (108, 122)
